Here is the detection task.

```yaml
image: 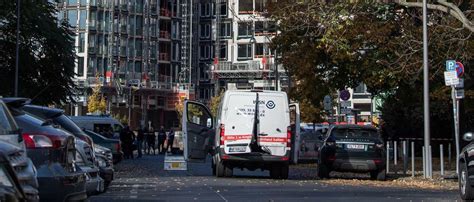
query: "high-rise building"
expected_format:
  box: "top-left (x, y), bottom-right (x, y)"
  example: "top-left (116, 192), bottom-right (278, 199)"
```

top-left (191, 0), bottom-right (288, 103)
top-left (56, 0), bottom-right (187, 128)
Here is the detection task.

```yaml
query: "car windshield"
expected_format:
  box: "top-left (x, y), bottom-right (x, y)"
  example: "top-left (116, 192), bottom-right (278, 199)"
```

top-left (55, 115), bottom-right (88, 136)
top-left (331, 128), bottom-right (378, 139)
top-left (0, 103), bottom-right (17, 134)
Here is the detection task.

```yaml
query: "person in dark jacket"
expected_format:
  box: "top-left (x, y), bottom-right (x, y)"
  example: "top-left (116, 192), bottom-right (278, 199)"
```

top-left (157, 126), bottom-right (166, 154)
top-left (166, 128), bottom-right (175, 153)
top-left (146, 126), bottom-right (156, 155)
top-left (136, 127), bottom-right (145, 158)
top-left (120, 125), bottom-right (135, 159)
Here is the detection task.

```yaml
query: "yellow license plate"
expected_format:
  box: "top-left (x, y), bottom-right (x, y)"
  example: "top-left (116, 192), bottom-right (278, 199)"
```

top-left (171, 162), bottom-right (181, 168)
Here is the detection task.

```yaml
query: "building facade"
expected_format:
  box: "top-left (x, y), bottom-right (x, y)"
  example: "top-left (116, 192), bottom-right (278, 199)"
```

top-left (57, 0), bottom-right (189, 128)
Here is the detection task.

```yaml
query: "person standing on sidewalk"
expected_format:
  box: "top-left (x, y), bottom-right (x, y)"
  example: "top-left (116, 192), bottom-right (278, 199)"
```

top-left (146, 125), bottom-right (156, 155)
top-left (158, 126), bottom-right (166, 154)
top-left (120, 125), bottom-right (135, 159)
top-left (136, 126), bottom-right (145, 158)
top-left (166, 128), bottom-right (175, 154)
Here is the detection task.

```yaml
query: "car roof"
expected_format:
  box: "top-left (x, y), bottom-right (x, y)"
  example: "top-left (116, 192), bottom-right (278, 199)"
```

top-left (331, 124), bottom-right (377, 130)
top-left (22, 105), bottom-right (64, 119)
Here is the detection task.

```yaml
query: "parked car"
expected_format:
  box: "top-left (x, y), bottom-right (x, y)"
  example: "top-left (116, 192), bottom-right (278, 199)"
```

top-left (318, 125), bottom-right (386, 180)
top-left (69, 115), bottom-right (123, 139)
top-left (3, 98), bottom-right (87, 201)
top-left (75, 139), bottom-right (105, 195)
top-left (458, 132), bottom-right (474, 200)
top-left (93, 145), bottom-right (114, 188)
top-left (83, 129), bottom-right (123, 164)
top-left (0, 99), bottom-right (39, 200)
top-left (0, 141), bottom-right (27, 202)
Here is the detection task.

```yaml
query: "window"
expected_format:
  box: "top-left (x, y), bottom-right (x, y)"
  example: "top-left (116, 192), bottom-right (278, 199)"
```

top-left (237, 44), bottom-right (252, 59)
top-left (200, 45), bottom-right (211, 59)
top-left (255, 21), bottom-right (264, 34)
top-left (200, 24), bottom-right (210, 39)
top-left (267, 21), bottom-right (277, 33)
top-left (219, 22), bottom-right (232, 38)
top-left (87, 57), bottom-right (96, 76)
top-left (68, 0), bottom-right (77, 6)
top-left (67, 10), bottom-right (77, 27)
top-left (238, 22), bottom-right (252, 38)
top-left (200, 3), bottom-right (210, 17)
top-left (219, 43), bottom-right (227, 59)
top-left (80, 0), bottom-right (86, 6)
top-left (135, 62), bottom-right (142, 73)
top-left (88, 10), bottom-right (96, 29)
top-left (79, 10), bottom-right (86, 29)
top-left (255, 0), bottom-right (267, 13)
top-left (136, 16), bottom-right (143, 35)
top-left (77, 57), bottom-right (84, 77)
top-left (255, 43), bottom-right (266, 57)
top-left (78, 33), bottom-right (85, 53)
top-left (219, 1), bottom-right (227, 16)
top-left (239, 0), bottom-right (253, 14)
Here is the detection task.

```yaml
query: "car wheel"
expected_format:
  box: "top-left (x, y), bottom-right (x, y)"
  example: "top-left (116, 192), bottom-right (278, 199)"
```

top-left (280, 164), bottom-right (289, 179)
top-left (215, 158), bottom-right (225, 177)
top-left (460, 163), bottom-right (474, 200)
top-left (317, 163), bottom-right (330, 179)
top-left (370, 169), bottom-right (386, 181)
top-left (270, 165), bottom-right (281, 179)
top-left (224, 164), bottom-right (233, 177)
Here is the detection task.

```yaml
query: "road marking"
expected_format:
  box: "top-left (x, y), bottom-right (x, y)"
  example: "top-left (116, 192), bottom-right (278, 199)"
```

top-left (129, 184), bottom-right (139, 199)
top-left (209, 186), bottom-right (228, 202)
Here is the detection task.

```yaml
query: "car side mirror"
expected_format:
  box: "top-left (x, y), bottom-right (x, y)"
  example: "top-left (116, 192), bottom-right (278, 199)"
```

top-left (463, 132), bottom-right (473, 142)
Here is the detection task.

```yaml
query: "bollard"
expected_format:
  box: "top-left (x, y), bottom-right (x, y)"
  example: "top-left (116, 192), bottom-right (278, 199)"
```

top-left (422, 146), bottom-right (426, 178)
top-left (448, 143), bottom-right (452, 169)
top-left (386, 141), bottom-right (390, 173)
top-left (403, 141), bottom-right (407, 175)
top-left (440, 144), bottom-right (444, 176)
top-left (394, 141), bottom-right (398, 166)
top-left (411, 141), bottom-right (415, 177)
top-left (429, 145), bottom-right (433, 178)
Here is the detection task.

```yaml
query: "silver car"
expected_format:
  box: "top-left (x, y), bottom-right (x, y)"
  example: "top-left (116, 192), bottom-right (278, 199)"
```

top-left (75, 139), bottom-right (105, 195)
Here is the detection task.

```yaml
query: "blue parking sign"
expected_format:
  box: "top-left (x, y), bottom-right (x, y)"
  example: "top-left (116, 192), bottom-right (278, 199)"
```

top-left (446, 60), bottom-right (456, 71)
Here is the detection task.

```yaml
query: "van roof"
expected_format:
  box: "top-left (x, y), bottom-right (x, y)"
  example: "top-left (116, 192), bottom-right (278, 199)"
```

top-left (69, 115), bottom-right (118, 121)
top-left (226, 90), bottom-right (287, 95)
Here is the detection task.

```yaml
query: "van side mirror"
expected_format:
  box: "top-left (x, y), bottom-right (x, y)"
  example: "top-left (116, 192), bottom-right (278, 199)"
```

top-left (463, 132), bottom-right (473, 142)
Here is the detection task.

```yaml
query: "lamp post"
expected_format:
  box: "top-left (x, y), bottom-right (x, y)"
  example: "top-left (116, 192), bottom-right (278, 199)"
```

top-left (14, 0), bottom-right (21, 97)
top-left (422, 0), bottom-right (431, 178)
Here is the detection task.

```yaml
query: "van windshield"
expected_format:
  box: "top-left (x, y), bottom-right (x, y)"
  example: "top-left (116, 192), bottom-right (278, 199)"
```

top-left (54, 115), bottom-right (88, 136)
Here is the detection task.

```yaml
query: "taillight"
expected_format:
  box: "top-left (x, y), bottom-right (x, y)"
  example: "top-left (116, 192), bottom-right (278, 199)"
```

top-left (116, 143), bottom-right (121, 152)
top-left (287, 126), bottom-right (292, 147)
top-left (219, 124), bottom-right (225, 145)
top-left (22, 133), bottom-right (63, 149)
top-left (375, 143), bottom-right (384, 148)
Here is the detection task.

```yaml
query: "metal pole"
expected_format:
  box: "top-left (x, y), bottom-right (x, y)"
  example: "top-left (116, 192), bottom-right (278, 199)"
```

top-left (128, 87), bottom-right (132, 126)
top-left (422, 0), bottom-right (431, 179)
top-left (429, 145), bottom-right (432, 178)
top-left (394, 141), bottom-right (398, 166)
top-left (14, 0), bottom-right (21, 97)
top-left (456, 98), bottom-right (461, 174)
top-left (274, 49), bottom-right (278, 91)
top-left (411, 141), bottom-right (415, 177)
top-left (453, 87), bottom-right (460, 175)
top-left (448, 143), bottom-right (452, 169)
top-left (188, 0), bottom-right (192, 91)
top-left (386, 142), bottom-right (390, 173)
top-left (403, 141), bottom-right (407, 175)
top-left (440, 144), bottom-right (444, 176)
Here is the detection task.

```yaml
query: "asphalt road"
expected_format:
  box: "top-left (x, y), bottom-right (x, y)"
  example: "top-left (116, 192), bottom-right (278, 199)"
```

top-left (90, 154), bottom-right (458, 202)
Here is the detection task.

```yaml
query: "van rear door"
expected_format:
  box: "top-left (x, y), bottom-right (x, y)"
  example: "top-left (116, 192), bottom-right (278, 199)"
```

top-left (183, 100), bottom-right (214, 162)
top-left (222, 92), bottom-right (290, 156)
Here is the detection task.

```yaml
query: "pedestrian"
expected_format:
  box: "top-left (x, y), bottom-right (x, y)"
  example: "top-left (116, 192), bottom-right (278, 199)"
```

top-left (146, 125), bottom-right (156, 155)
top-left (136, 126), bottom-right (145, 158)
top-left (120, 125), bottom-right (135, 159)
top-left (158, 126), bottom-right (166, 154)
top-left (166, 128), bottom-right (175, 154)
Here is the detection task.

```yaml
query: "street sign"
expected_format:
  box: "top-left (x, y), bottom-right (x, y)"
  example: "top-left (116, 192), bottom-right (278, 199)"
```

top-left (444, 71), bottom-right (459, 86)
top-left (446, 60), bottom-right (456, 71)
top-left (339, 90), bottom-right (351, 101)
top-left (455, 78), bottom-right (464, 89)
top-left (341, 101), bottom-right (352, 108)
top-left (456, 62), bottom-right (464, 77)
top-left (456, 89), bottom-right (465, 99)
top-left (323, 95), bottom-right (332, 111)
top-left (340, 108), bottom-right (352, 114)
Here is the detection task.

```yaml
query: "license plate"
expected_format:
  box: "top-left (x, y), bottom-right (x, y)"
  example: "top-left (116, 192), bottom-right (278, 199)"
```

top-left (347, 144), bottom-right (365, 150)
top-left (171, 162), bottom-right (181, 168)
top-left (229, 146), bottom-right (246, 152)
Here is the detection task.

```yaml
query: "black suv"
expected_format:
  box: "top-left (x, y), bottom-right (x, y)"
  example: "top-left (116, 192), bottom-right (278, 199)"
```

top-left (459, 132), bottom-right (474, 200)
top-left (318, 125), bottom-right (386, 180)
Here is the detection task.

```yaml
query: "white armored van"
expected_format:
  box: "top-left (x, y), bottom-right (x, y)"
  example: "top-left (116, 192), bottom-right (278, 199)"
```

top-left (182, 90), bottom-right (299, 179)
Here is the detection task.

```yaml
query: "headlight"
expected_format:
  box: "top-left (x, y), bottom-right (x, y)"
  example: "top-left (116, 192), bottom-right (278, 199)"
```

top-left (0, 166), bottom-right (14, 187)
top-left (97, 157), bottom-right (107, 168)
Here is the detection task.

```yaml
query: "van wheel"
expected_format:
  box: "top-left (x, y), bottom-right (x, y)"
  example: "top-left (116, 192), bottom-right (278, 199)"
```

top-left (317, 163), bottom-right (330, 179)
top-left (270, 165), bottom-right (281, 179)
top-left (216, 159), bottom-right (225, 177)
top-left (280, 164), bottom-right (289, 179)
top-left (370, 169), bottom-right (386, 181)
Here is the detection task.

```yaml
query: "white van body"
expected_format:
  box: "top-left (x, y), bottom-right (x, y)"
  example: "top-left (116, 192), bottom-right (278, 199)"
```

top-left (69, 116), bottom-right (123, 137)
top-left (182, 90), bottom-right (300, 179)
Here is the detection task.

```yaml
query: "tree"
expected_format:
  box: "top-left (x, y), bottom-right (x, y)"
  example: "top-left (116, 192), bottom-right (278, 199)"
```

top-left (0, 0), bottom-right (76, 105)
top-left (209, 90), bottom-right (224, 117)
top-left (87, 84), bottom-right (106, 114)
